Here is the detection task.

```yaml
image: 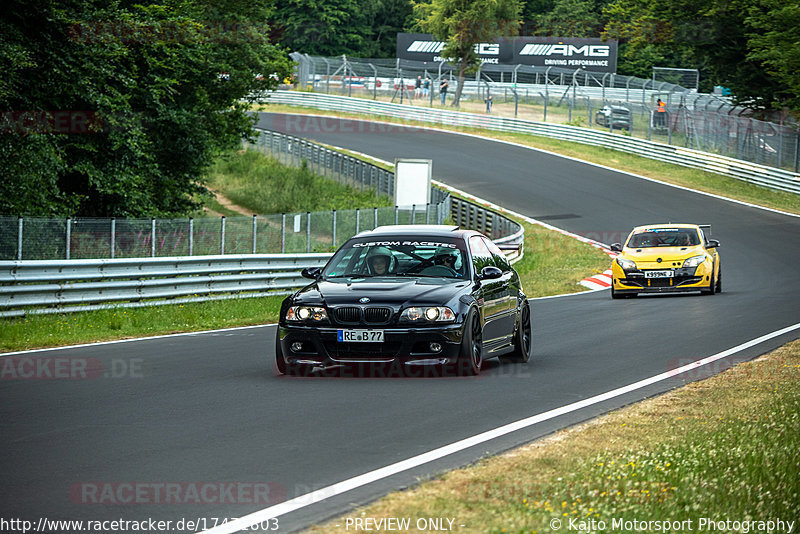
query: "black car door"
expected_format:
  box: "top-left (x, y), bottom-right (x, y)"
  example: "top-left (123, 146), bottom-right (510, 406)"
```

top-left (468, 235), bottom-right (506, 349)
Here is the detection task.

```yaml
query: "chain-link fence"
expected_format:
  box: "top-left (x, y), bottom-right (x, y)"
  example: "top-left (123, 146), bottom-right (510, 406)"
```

top-left (288, 53), bottom-right (800, 172)
top-left (1, 130), bottom-right (450, 260)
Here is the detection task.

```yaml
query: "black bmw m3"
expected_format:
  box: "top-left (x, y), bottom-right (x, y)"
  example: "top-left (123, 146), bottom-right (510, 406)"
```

top-left (276, 225), bottom-right (531, 376)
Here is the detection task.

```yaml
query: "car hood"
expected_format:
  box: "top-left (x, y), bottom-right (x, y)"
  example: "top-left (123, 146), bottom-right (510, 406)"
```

top-left (622, 246), bottom-right (706, 267)
top-left (293, 278), bottom-right (470, 308)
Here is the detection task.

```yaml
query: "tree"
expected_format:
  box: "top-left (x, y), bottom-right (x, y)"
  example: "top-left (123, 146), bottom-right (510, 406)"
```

top-left (602, 0), bottom-right (796, 114)
top-left (0, 0), bottom-right (290, 217)
top-left (535, 0), bottom-right (605, 37)
top-left (746, 0), bottom-right (800, 114)
top-left (271, 0), bottom-right (372, 56)
top-left (413, 0), bottom-right (522, 106)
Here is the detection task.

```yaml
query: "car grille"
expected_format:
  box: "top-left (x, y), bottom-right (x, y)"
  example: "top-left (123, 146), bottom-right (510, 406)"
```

top-left (333, 306), bottom-right (392, 325)
top-left (364, 307), bottom-right (391, 323)
top-left (335, 307), bottom-right (361, 323)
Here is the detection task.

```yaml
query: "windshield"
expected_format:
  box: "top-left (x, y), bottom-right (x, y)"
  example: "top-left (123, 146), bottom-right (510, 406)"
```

top-left (627, 229), bottom-right (701, 248)
top-left (322, 237), bottom-right (468, 280)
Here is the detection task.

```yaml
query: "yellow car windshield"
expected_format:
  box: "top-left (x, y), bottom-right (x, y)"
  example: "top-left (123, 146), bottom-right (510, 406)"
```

top-left (628, 230), bottom-right (700, 248)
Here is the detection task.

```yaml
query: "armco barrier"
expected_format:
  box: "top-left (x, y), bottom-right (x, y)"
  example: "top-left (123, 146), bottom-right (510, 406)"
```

top-left (0, 199), bottom-right (522, 318)
top-left (265, 91), bottom-right (800, 195)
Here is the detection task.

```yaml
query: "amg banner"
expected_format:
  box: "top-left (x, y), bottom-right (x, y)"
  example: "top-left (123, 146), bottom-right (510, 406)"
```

top-left (397, 33), bottom-right (618, 73)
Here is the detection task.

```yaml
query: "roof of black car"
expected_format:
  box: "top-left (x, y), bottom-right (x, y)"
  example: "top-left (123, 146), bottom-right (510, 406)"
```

top-left (356, 225), bottom-right (465, 238)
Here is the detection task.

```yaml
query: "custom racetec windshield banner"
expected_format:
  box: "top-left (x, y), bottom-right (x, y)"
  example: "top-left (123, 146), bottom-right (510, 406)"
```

top-left (396, 33), bottom-right (618, 73)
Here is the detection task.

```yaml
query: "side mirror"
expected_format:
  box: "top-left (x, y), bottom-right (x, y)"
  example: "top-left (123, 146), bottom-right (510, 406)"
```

top-left (301, 267), bottom-right (322, 280)
top-left (706, 240), bottom-right (720, 249)
top-left (610, 243), bottom-right (623, 253)
top-left (478, 266), bottom-right (503, 281)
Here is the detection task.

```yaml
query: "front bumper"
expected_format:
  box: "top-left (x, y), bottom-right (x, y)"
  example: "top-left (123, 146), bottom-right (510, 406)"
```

top-left (611, 263), bottom-right (712, 294)
top-left (278, 322), bottom-right (467, 368)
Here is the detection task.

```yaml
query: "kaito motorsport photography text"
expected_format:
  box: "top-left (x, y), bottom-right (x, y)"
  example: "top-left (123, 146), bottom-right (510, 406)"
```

top-left (553, 517), bottom-right (795, 532)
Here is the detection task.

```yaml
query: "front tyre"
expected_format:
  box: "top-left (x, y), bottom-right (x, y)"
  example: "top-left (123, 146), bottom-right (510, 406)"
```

top-left (501, 302), bottom-right (531, 363)
top-left (452, 310), bottom-right (482, 376)
top-left (702, 268), bottom-right (717, 296)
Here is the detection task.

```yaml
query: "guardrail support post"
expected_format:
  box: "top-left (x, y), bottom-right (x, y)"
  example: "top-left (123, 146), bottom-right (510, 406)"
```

top-left (17, 217), bottom-right (23, 261)
top-left (281, 213), bottom-right (286, 253)
top-left (111, 218), bottom-right (116, 259)
top-left (306, 211), bottom-right (311, 253)
top-left (252, 215), bottom-right (258, 254)
top-left (220, 216), bottom-right (226, 255)
top-left (332, 209), bottom-right (337, 247)
top-left (66, 218), bottom-right (71, 260)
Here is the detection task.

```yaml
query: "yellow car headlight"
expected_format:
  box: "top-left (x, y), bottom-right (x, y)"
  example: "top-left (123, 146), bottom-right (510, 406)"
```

top-left (683, 255), bottom-right (707, 268)
top-left (616, 257), bottom-right (636, 270)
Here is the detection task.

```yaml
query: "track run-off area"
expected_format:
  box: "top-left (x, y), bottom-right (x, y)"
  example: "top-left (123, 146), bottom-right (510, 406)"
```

top-left (2, 112), bottom-right (799, 533)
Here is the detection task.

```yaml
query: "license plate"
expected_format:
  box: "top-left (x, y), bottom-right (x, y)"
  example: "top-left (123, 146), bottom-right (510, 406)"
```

top-left (337, 330), bottom-right (384, 343)
top-left (645, 270), bottom-right (673, 278)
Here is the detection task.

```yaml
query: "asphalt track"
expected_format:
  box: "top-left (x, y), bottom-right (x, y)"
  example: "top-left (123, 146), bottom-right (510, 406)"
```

top-left (2, 113), bottom-right (799, 532)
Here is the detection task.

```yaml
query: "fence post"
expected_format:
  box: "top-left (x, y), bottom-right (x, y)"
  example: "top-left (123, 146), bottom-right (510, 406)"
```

top-left (332, 209), bottom-right (337, 247)
top-left (374, 207), bottom-right (378, 229)
top-left (66, 218), bottom-right (71, 260)
top-left (189, 218), bottom-right (194, 256)
top-left (395, 205), bottom-right (399, 225)
top-left (151, 218), bottom-right (156, 257)
top-left (252, 214), bottom-right (258, 254)
top-left (411, 204), bottom-right (416, 225)
top-left (794, 130), bottom-right (800, 173)
top-left (426, 203), bottom-right (431, 224)
top-left (356, 208), bottom-right (360, 234)
top-left (281, 213), bottom-right (286, 253)
top-left (110, 218), bottom-right (116, 259)
top-left (306, 211), bottom-right (311, 253)
top-left (220, 216), bottom-right (226, 255)
top-left (17, 217), bottom-right (22, 261)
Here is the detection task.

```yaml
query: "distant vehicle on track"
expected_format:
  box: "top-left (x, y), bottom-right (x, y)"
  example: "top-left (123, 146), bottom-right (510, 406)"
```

top-left (610, 223), bottom-right (721, 298)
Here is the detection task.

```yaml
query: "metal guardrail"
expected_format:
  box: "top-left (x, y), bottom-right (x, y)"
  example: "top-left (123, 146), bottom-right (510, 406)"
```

top-left (0, 254), bottom-right (331, 317)
top-left (0, 209), bottom-right (521, 317)
top-left (265, 91), bottom-right (800, 195)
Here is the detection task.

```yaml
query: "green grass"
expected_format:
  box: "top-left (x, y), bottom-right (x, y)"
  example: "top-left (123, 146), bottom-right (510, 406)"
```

top-left (307, 339), bottom-right (800, 533)
top-left (516, 221), bottom-right (608, 298)
top-left (259, 103), bottom-right (800, 215)
top-left (0, 296), bottom-right (284, 352)
top-left (206, 148), bottom-right (393, 215)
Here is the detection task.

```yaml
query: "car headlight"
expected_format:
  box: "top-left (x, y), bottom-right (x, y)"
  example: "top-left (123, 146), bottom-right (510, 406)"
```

top-left (286, 306), bottom-right (328, 322)
top-left (683, 255), bottom-right (707, 268)
top-left (401, 306), bottom-right (456, 323)
top-left (616, 257), bottom-right (636, 270)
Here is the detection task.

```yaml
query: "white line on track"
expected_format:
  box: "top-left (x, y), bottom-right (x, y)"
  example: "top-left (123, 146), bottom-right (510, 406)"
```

top-left (0, 323), bottom-right (276, 357)
top-left (202, 321), bottom-right (800, 533)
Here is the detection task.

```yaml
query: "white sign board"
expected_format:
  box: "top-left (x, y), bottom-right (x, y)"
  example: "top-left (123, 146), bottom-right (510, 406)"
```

top-left (394, 159), bottom-right (431, 209)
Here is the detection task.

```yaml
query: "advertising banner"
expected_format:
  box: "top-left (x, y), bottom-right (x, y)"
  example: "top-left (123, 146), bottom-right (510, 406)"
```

top-left (396, 33), bottom-right (617, 73)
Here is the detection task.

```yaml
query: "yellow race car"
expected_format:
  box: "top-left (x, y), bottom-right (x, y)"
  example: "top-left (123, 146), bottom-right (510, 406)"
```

top-left (610, 224), bottom-right (721, 298)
